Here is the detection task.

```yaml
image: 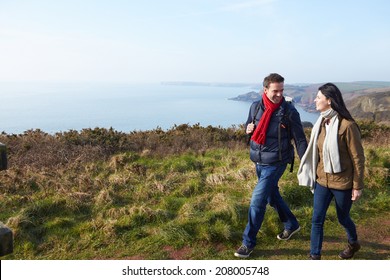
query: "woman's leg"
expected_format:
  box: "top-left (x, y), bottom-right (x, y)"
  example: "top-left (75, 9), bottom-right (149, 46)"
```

top-left (332, 188), bottom-right (357, 243)
top-left (310, 183), bottom-right (333, 256)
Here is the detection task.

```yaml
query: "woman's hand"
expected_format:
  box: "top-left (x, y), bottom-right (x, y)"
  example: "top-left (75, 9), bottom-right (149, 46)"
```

top-left (352, 189), bottom-right (363, 201)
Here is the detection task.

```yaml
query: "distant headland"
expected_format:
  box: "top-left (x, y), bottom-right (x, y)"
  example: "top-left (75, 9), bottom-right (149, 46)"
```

top-left (163, 80), bottom-right (390, 125)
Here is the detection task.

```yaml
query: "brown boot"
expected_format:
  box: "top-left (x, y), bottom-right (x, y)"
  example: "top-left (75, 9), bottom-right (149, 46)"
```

top-left (339, 242), bottom-right (361, 259)
top-left (309, 254), bottom-right (321, 260)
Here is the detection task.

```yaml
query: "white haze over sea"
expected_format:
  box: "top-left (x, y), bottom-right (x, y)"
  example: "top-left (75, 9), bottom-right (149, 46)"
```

top-left (0, 82), bottom-right (319, 134)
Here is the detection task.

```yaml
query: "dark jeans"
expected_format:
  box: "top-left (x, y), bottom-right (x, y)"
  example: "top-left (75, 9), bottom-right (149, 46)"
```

top-left (310, 182), bottom-right (358, 256)
top-left (242, 163), bottom-right (299, 248)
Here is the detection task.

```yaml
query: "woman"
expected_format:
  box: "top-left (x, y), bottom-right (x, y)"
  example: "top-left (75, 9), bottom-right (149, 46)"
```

top-left (297, 83), bottom-right (365, 260)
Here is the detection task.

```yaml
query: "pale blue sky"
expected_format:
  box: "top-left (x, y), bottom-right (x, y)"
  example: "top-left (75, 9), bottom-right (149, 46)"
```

top-left (1, 0), bottom-right (389, 84)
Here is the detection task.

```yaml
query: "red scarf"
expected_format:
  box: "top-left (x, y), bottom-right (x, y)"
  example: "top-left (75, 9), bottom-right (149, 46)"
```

top-left (251, 94), bottom-right (282, 145)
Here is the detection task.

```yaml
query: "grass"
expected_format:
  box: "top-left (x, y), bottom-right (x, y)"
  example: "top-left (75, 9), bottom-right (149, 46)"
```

top-left (0, 124), bottom-right (389, 260)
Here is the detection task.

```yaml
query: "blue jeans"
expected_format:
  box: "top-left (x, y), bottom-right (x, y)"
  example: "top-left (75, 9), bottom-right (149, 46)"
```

top-left (310, 182), bottom-right (357, 256)
top-left (242, 163), bottom-right (299, 248)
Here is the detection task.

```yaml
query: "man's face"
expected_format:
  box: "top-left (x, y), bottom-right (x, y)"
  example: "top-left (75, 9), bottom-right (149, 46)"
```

top-left (264, 82), bottom-right (284, 104)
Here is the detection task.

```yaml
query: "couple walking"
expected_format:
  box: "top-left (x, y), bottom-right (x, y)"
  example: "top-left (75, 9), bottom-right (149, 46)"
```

top-left (234, 73), bottom-right (365, 260)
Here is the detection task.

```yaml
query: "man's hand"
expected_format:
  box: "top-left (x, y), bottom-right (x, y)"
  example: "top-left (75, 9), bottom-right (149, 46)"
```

top-left (246, 123), bottom-right (255, 134)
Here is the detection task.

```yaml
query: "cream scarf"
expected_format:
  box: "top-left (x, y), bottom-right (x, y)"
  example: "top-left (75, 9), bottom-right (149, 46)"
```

top-left (297, 108), bottom-right (341, 192)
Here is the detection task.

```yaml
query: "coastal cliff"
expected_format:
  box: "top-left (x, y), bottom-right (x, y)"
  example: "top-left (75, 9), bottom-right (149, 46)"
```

top-left (230, 82), bottom-right (390, 124)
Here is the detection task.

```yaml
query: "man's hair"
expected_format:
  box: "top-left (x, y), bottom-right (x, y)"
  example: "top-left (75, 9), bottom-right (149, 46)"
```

top-left (263, 73), bottom-right (284, 88)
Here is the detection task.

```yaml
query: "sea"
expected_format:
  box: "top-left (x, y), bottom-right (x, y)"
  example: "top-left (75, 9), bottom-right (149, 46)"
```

top-left (0, 82), bottom-right (319, 134)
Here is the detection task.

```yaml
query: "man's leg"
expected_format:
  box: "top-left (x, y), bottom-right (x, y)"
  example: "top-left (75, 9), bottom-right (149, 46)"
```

top-left (267, 163), bottom-right (299, 232)
top-left (242, 164), bottom-right (285, 248)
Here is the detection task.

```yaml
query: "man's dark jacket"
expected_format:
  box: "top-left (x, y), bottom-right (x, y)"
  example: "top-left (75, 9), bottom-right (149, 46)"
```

top-left (246, 97), bottom-right (308, 165)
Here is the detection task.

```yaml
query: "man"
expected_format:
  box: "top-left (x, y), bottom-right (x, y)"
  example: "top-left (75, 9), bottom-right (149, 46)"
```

top-left (234, 73), bottom-right (308, 258)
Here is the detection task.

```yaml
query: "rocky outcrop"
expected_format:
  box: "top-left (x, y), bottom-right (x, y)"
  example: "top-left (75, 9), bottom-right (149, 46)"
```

top-left (0, 222), bottom-right (13, 256)
top-left (346, 91), bottom-right (390, 125)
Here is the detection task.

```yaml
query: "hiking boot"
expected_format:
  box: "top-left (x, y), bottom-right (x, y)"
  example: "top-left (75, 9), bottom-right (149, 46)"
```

top-left (277, 226), bottom-right (301, 240)
top-left (234, 245), bottom-right (254, 258)
top-left (308, 254), bottom-right (321, 260)
top-left (339, 241), bottom-right (361, 259)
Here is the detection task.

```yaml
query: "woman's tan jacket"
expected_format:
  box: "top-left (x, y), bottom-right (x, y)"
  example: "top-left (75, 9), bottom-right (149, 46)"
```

top-left (316, 118), bottom-right (365, 190)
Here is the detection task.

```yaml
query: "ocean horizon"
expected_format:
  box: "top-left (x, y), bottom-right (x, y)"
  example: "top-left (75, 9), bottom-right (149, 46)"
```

top-left (0, 82), bottom-right (319, 134)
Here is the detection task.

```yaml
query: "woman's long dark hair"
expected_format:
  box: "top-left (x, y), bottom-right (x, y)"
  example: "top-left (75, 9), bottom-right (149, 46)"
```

top-left (318, 83), bottom-right (355, 121)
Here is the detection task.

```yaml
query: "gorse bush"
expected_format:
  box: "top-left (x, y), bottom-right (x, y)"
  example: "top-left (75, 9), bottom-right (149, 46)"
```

top-left (1, 124), bottom-right (247, 170)
top-left (0, 122), bottom-right (389, 260)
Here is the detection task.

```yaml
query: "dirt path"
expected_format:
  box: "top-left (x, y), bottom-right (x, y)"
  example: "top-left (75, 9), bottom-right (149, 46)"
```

top-left (320, 212), bottom-right (390, 260)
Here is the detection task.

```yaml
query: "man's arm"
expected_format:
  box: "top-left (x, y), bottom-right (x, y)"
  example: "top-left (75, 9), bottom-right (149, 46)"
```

top-left (289, 108), bottom-right (308, 159)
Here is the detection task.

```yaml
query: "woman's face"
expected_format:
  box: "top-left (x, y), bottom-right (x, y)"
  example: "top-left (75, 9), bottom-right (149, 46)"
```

top-left (314, 90), bottom-right (331, 112)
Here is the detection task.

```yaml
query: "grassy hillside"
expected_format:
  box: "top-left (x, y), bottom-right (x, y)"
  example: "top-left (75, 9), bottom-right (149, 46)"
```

top-left (0, 123), bottom-right (389, 260)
